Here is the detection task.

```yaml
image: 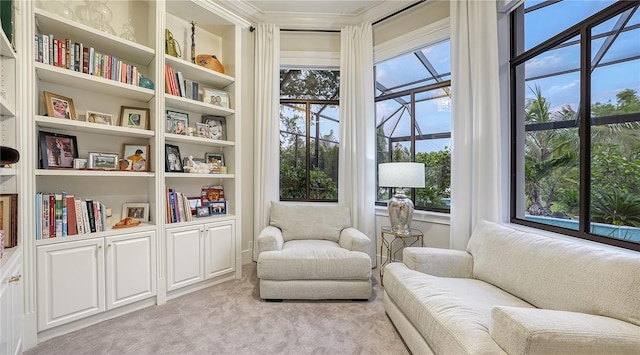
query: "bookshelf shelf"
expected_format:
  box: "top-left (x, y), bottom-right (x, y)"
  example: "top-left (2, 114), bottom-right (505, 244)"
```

top-left (165, 94), bottom-right (234, 116)
top-left (34, 223), bottom-right (157, 246)
top-left (0, 95), bottom-right (15, 117)
top-left (0, 26), bottom-right (16, 59)
top-left (165, 56), bottom-right (234, 88)
top-left (35, 169), bottom-right (155, 177)
top-left (0, 167), bottom-right (16, 176)
top-left (165, 172), bottom-right (234, 179)
top-left (34, 9), bottom-right (155, 66)
top-left (35, 63), bottom-right (155, 102)
top-left (164, 133), bottom-right (234, 147)
top-left (36, 115), bottom-right (155, 138)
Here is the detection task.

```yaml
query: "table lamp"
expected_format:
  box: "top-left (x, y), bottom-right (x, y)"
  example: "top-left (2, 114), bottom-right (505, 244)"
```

top-left (378, 162), bottom-right (425, 234)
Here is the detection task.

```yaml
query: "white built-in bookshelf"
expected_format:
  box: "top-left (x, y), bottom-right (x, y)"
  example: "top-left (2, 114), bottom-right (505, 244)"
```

top-left (16, 0), bottom-right (248, 346)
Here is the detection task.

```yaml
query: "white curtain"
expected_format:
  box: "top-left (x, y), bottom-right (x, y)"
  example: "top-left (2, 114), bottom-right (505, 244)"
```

top-left (253, 24), bottom-right (281, 259)
top-left (339, 23), bottom-right (377, 261)
top-left (449, 0), bottom-right (502, 250)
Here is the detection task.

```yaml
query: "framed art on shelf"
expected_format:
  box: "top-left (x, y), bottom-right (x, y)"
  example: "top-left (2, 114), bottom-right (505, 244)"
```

top-left (120, 106), bottom-right (150, 130)
top-left (187, 197), bottom-right (201, 216)
top-left (202, 115), bottom-right (226, 140)
top-left (209, 201), bottom-right (226, 215)
top-left (0, 193), bottom-right (18, 248)
top-left (86, 110), bottom-right (114, 125)
top-left (202, 88), bottom-right (229, 108)
top-left (121, 203), bottom-right (149, 223)
top-left (165, 144), bottom-right (183, 172)
top-left (39, 131), bottom-right (79, 169)
top-left (88, 152), bottom-right (119, 170)
top-left (122, 144), bottom-right (150, 171)
top-left (204, 152), bottom-right (224, 166)
top-left (166, 110), bottom-right (188, 135)
top-left (44, 91), bottom-right (77, 119)
top-left (196, 123), bottom-right (209, 138)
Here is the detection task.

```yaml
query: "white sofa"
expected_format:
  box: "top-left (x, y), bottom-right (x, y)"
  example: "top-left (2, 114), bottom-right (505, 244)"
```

top-left (256, 202), bottom-right (372, 300)
top-left (383, 220), bottom-right (640, 354)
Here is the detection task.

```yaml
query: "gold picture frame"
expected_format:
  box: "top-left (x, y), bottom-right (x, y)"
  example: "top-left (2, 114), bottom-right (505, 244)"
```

top-left (44, 91), bottom-right (77, 119)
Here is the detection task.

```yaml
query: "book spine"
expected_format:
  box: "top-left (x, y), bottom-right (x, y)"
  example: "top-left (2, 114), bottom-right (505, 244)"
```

top-left (81, 200), bottom-right (91, 234)
top-left (54, 194), bottom-right (62, 237)
top-left (57, 40), bottom-right (63, 68)
top-left (75, 198), bottom-right (85, 234)
top-left (61, 191), bottom-right (68, 237)
top-left (42, 194), bottom-right (50, 239)
top-left (66, 196), bottom-right (77, 236)
top-left (94, 201), bottom-right (102, 232)
top-left (37, 34), bottom-right (43, 63)
top-left (82, 47), bottom-right (89, 74)
top-left (75, 42), bottom-right (82, 72)
top-left (86, 200), bottom-right (96, 233)
top-left (49, 34), bottom-right (54, 65)
top-left (42, 34), bottom-right (49, 65)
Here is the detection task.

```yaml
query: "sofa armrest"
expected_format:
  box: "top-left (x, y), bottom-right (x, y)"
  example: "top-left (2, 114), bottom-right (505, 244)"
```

top-left (402, 247), bottom-right (473, 278)
top-left (490, 306), bottom-right (640, 355)
top-left (338, 227), bottom-right (371, 254)
top-left (257, 226), bottom-right (284, 254)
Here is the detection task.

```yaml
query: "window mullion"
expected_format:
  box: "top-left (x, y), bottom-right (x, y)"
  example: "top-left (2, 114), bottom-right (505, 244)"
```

top-left (579, 26), bottom-right (591, 235)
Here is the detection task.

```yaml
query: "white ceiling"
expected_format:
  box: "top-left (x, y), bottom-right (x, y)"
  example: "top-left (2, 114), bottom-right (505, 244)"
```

top-left (220, 0), bottom-right (418, 29)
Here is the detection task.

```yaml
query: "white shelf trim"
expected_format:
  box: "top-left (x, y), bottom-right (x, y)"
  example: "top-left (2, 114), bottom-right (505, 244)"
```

top-left (36, 115), bottom-right (155, 138)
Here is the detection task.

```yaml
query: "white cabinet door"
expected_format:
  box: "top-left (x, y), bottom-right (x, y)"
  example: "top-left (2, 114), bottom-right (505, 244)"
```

top-left (37, 239), bottom-right (105, 331)
top-left (0, 251), bottom-right (23, 355)
top-left (105, 231), bottom-right (157, 310)
top-left (166, 225), bottom-right (204, 291)
top-left (203, 220), bottom-right (236, 279)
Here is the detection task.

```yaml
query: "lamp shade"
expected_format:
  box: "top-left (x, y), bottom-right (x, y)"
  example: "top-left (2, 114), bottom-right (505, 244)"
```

top-left (378, 162), bottom-right (425, 188)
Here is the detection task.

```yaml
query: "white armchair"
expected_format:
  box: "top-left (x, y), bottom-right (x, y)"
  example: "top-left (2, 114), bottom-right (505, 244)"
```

top-left (256, 202), bottom-right (372, 301)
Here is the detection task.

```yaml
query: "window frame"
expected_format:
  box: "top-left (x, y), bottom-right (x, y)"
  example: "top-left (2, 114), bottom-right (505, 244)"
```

top-left (509, 0), bottom-right (640, 251)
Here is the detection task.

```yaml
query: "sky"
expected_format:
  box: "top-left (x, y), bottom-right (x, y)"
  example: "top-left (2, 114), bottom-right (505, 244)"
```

top-left (374, 0), bottom-right (639, 154)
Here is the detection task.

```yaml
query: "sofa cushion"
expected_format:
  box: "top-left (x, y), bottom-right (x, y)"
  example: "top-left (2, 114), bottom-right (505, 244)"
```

top-left (383, 262), bottom-right (535, 354)
top-left (269, 202), bottom-right (351, 242)
top-left (490, 306), bottom-right (640, 355)
top-left (257, 240), bottom-right (371, 280)
top-left (467, 220), bottom-right (640, 327)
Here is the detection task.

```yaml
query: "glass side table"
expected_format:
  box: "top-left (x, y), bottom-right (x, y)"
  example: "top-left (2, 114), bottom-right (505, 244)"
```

top-left (380, 226), bottom-right (424, 286)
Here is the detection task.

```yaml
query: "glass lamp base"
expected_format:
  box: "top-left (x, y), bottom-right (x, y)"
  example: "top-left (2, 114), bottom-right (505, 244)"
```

top-left (387, 190), bottom-right (414, 234)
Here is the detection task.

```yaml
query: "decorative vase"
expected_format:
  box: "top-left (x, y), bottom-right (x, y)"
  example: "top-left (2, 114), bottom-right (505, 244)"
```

top-left (139, 75), bottom-right (154, 90)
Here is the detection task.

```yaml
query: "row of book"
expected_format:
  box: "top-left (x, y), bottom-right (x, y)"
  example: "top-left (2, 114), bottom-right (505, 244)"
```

top-left (35, 192), bottom-right (107, 240)
top-left (165, 64), bottom-right (200, 100)
top-left (166, 188), bottom-right (194, 224)
top-left (34, 33), bottom-right (141, 86)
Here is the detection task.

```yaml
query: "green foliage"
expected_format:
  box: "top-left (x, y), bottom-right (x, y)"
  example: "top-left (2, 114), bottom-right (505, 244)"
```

top-left (415, 147), bottom-right (451, 209)
top-left (591, 190), bottom-right (640, 227)
top-left (280, 69), bottom-right (340, 100)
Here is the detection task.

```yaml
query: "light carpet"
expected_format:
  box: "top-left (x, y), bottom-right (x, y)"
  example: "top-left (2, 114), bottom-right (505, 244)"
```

top-left (25, 262), bottom-right (410, 355)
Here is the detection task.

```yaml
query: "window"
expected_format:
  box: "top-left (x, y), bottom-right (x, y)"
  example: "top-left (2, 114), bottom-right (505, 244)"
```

top-left (510, 0), bottom-right (640, 251)
top-left (375, 40), bottom-right (452, 213)
top-left (280, 69), bottom-right (340, 201)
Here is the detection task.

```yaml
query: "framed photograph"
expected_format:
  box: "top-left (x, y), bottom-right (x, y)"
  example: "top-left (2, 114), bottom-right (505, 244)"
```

top-left (88, 152), bottom-right (119, 170)
top-left (202, 115), bottom-right (226, 140)
top-left (166, 110), bottom-right (188, 135)
top-left (39, 131), bottom-right (79, 169)
top-left (208, 201), bottom-right (227, 215)
top-left (44, 91), bottom-right (77, 119)
top-left (204, 152), bottom-right (225, 166)
top-left (201, 185), bottom-right (225, 205)
top-left (122, 144), bottom-right (150, 171)
top-left (120, 106), bottom-right (150, 130)
top-left (165, 144), bottom-right (183, 172)
top-left (196, 205), bottom-right (211, 217)
top-left (0, 194), bottom-right (18, 248)
top-left (202, 88), bottom-right (229, 108)
top-left (187, 197), bottom-right (201, 215)
top-left (196, 123), bottom-right (209, 138)
top-left (86, 110), bottom-right (114, 125)
top-left (121, 203), bottom-right (149, 223)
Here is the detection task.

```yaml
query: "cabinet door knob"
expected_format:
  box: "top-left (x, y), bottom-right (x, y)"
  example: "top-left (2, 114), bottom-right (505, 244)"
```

top-left (98, 245), bottom-right (102, 249)
top-left (108, 244), bottom-right (112, 247)
top-left (8, 275), bottom-right (21, 283)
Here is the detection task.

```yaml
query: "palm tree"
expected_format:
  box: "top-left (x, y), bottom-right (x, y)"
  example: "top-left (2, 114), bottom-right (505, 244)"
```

top-left (524, 85), bottom-right (578, 216)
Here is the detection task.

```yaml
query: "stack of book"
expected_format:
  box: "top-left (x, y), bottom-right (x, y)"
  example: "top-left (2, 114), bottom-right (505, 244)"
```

top-left (35, 192), bottom-right (107, 240)
top-left (34, 33), bottom-right (141, 86)
top-left (164, 64), bottom-right (200, 100)
top-left (165, 188), bottom-right (194, 223)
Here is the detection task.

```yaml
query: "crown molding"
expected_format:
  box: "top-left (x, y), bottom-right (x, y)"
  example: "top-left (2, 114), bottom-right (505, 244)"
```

top-left (218, 0), bottom-right (417, 29)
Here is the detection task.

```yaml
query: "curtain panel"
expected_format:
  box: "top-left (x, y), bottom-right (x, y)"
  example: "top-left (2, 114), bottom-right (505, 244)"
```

top-left (253, 23), bottom-right (281, 260)
top-left (339, 23), bottom-right (377, 261)
top-left (450, 0), bottom-right (502, 250)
